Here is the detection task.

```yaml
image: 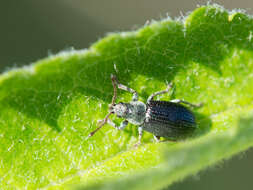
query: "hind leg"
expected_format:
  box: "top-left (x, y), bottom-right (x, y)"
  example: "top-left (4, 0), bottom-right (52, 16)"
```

top-left (154, 135), bottom-right (161, 142)
top-left (170, 99), bottom-right (203, 108)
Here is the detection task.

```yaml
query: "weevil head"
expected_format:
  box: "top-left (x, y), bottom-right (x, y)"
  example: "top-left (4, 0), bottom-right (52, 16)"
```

top-left (109, 102), bottom-right (128, 118)
top-left (109, 101), bottom-right (146, 125)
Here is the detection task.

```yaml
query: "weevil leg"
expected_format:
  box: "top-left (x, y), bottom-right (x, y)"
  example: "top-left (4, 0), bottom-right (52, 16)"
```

top-left (117, 83), bottom-right (138, 101)
top-left (134, 126), bottom-right (143, 147)
top-left (170, 99), bottom-right (203, 108)
top-left (154, 135), bottom-right (161, 142)
top-left (138, 126), bottom-right (143, 143)
top-left (147, 83), bottom-right (173, 104)
top-left (106, 119), bottom-right (128, 130)
top-left (111, 74), bottom-right (138, 101)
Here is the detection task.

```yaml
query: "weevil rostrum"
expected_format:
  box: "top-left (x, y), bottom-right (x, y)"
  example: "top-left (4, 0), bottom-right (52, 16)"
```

top-left (88, 74), bottom-right (203, 145)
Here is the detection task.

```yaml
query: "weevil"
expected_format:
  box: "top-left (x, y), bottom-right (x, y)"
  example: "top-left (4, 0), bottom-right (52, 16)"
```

top-left (88, 74), bottom-right (202, 145)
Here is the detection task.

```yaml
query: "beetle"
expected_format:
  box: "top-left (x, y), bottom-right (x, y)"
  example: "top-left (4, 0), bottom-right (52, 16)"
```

top-left (88, 74), bottom-right (202, 145)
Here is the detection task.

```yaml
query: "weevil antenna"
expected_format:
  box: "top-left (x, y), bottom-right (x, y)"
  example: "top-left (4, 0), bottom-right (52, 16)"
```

top-left (88, 112), bottom-right (113, 138)
top-left (88, 75), bottom-right (118, 138)
top-left (111, 74), bottom-right (118, 105)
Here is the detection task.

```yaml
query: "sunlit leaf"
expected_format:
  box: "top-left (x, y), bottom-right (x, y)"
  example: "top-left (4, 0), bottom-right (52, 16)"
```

top-left (0, 5), bottom-right (253, 190)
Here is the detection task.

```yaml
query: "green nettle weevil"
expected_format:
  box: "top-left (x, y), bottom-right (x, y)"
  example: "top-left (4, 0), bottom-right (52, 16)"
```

top-left (88, 74), bottom-right (202, 145)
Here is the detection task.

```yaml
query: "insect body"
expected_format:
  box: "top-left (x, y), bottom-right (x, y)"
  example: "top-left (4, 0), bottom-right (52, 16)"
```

top-left (88, 75), bottom-right (202, 145)
top-left (143, 101), bottom-right (196, 140)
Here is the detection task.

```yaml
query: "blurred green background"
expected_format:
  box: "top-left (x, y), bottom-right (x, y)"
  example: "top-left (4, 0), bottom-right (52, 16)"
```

top-left (1, 1), bottom-right (253, 189)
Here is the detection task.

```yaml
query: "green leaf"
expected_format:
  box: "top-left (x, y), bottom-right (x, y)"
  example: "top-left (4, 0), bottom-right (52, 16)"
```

top-left (1, 5), bottom-right (253, 190)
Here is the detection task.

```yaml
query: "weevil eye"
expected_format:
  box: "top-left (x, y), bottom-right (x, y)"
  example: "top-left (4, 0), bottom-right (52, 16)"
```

top-left (109, 103), bottom-right (116, 111)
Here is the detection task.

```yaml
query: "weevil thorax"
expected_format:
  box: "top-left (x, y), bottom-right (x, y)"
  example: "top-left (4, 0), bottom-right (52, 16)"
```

top-left (111, 101), bottom-right (146, 125)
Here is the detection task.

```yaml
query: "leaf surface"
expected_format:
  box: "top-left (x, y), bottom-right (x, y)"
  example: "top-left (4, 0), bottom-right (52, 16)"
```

top-left (0, 5), bottom-right (253, 190)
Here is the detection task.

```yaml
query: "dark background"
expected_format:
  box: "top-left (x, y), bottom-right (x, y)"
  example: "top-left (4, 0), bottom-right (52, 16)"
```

top-left (1, 1), bottom-right (253, 189)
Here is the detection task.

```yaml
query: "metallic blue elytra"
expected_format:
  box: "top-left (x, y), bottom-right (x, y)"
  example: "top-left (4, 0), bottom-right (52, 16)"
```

top-left (88, 74), bottom-right (202, 145)
top-left (143, 100), bottom-right (196, 139)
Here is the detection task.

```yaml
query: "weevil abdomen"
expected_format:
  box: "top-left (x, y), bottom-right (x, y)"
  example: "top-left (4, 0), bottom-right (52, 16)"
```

top-left (143, 100), bottom-right (196, 139)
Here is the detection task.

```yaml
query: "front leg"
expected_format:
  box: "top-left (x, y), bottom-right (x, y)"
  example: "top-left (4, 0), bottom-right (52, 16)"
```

top-left (111, 74), bottom-right (138, 101)
top-left (107, 119), bottom-right (128, 130)
top-left (117, 83), bottom-right (138, 101)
